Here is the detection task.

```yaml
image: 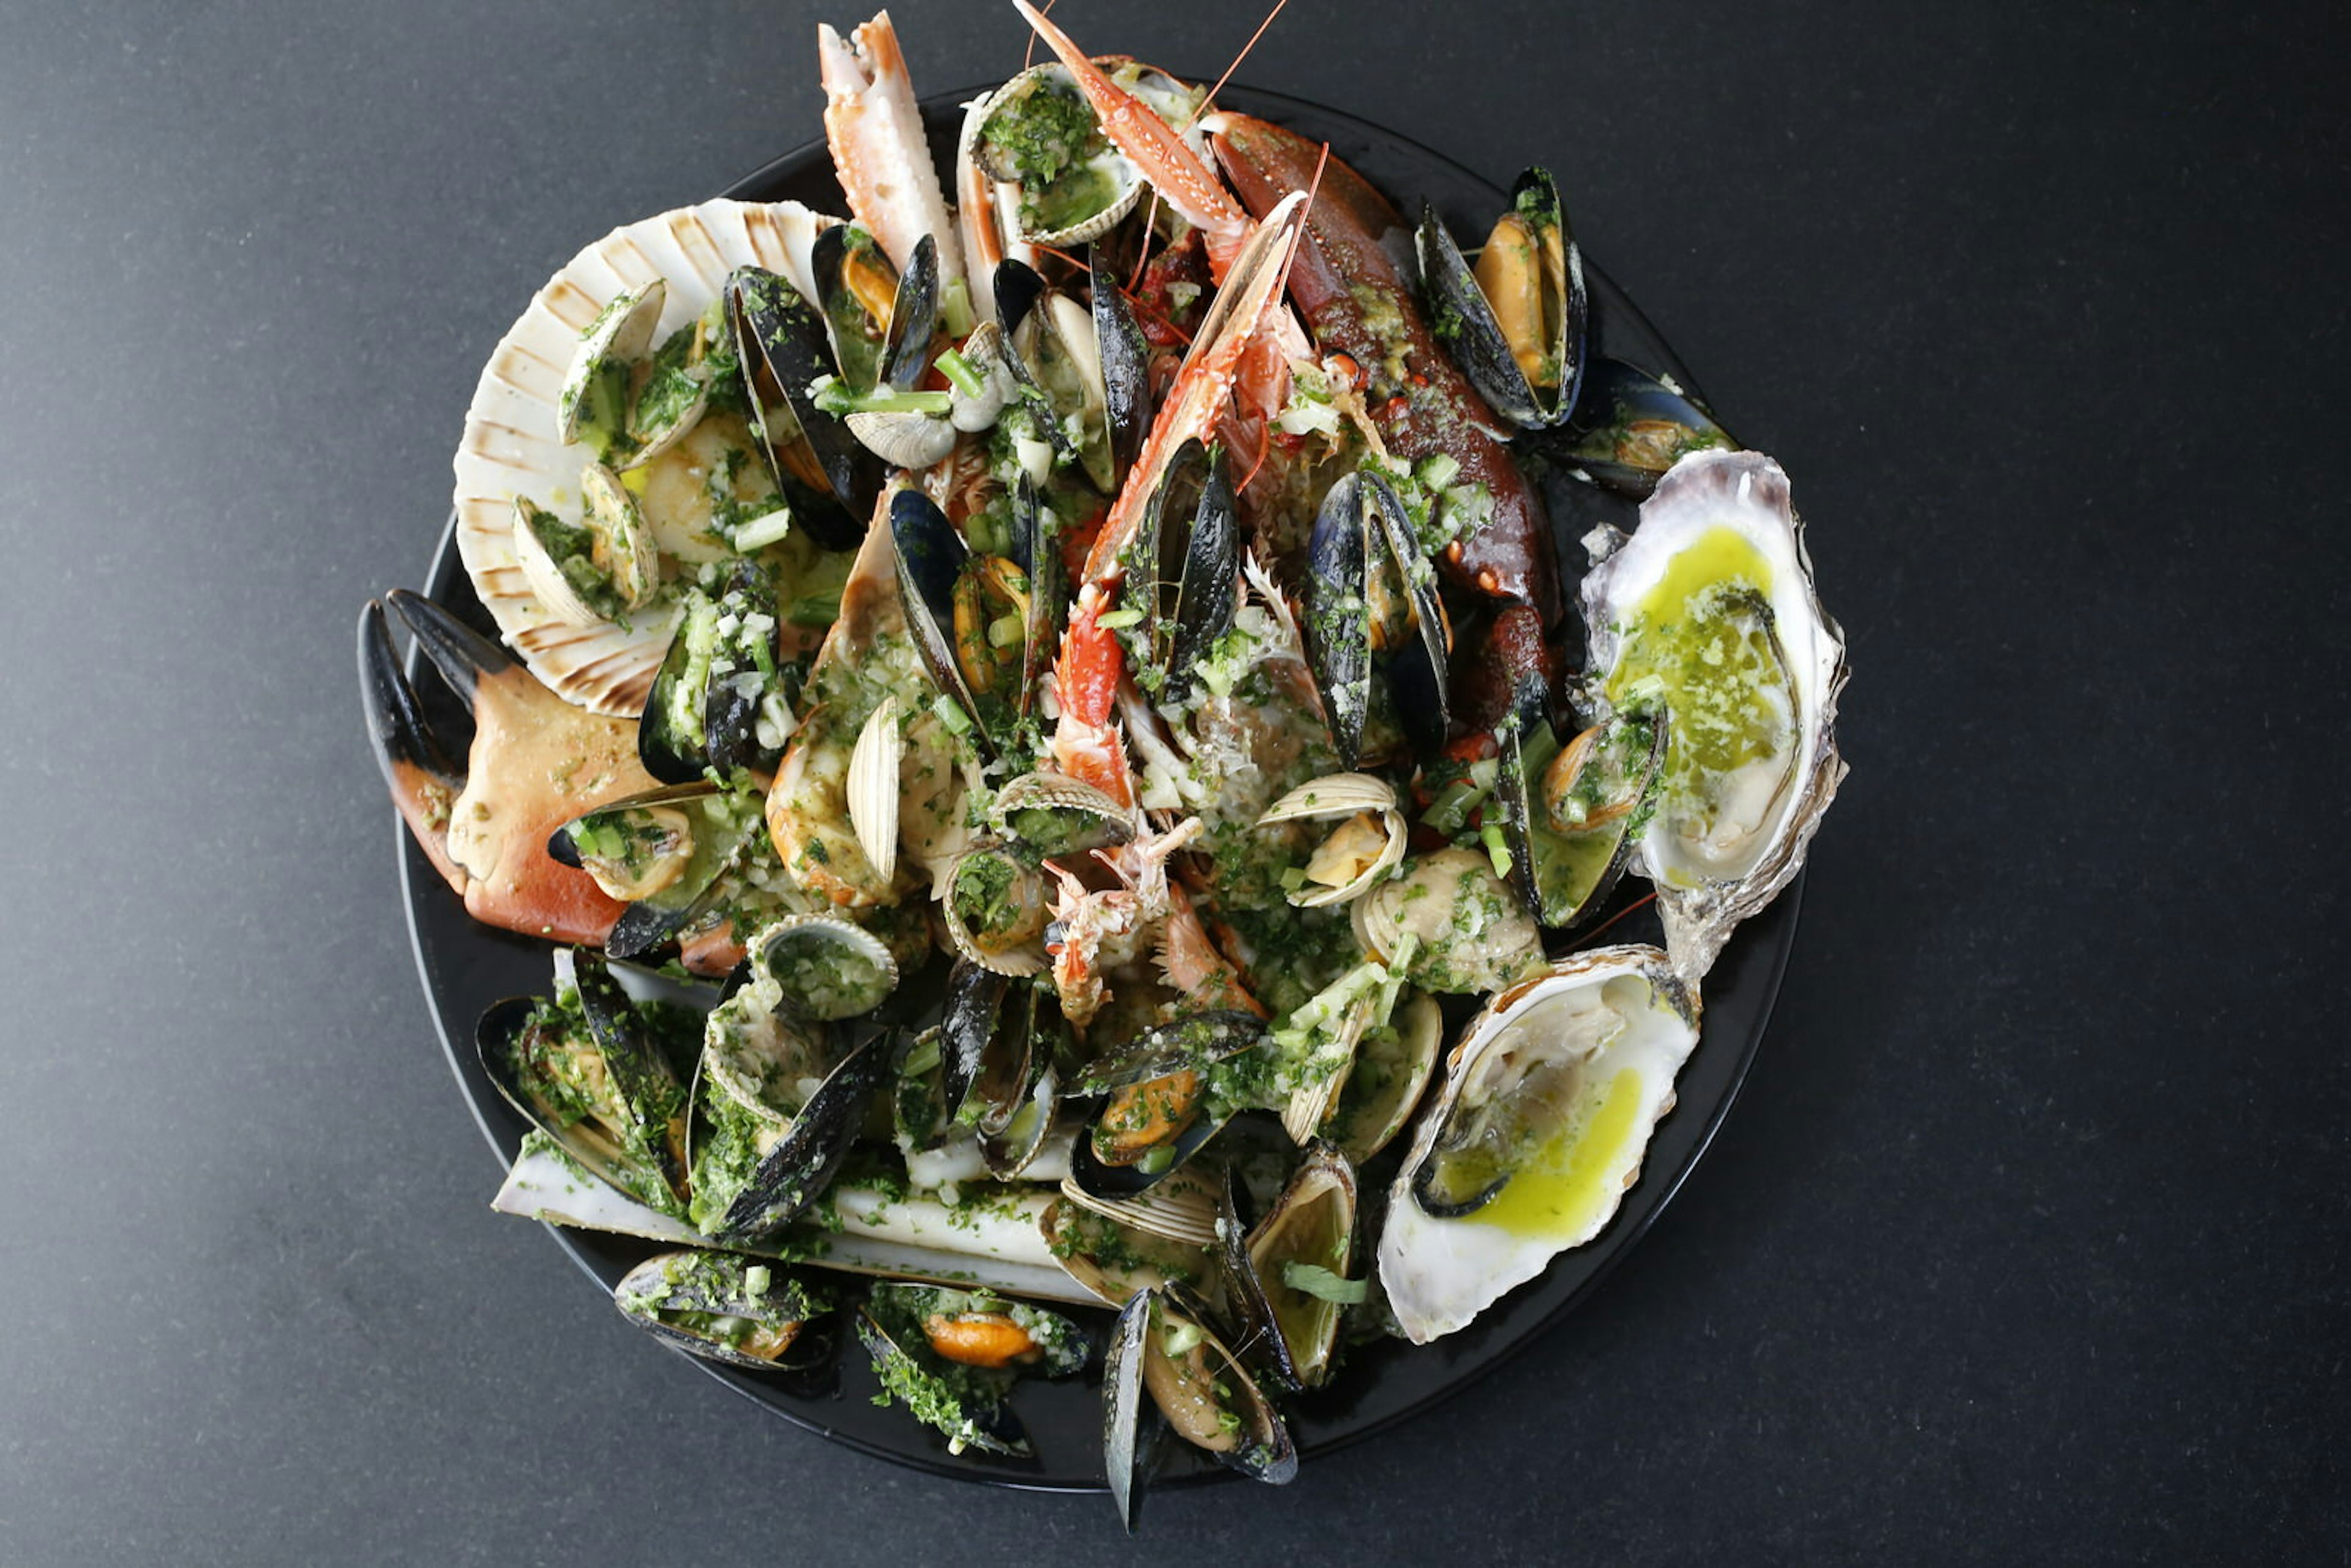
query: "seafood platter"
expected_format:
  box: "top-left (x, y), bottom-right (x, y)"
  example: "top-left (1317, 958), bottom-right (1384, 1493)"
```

top-left (359, 4), bottom-right (1847, 1519)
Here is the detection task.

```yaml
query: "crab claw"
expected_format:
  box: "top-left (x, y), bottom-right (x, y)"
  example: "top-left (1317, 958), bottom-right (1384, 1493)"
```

top-left (358, 590), bottom-right (659, 948)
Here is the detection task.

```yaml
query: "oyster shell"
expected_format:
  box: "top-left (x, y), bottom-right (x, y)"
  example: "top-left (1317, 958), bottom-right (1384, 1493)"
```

top-left (454, 198), bottom-right (835, 717)
top-left (1378, 945), bottom-right (1700, 1344)
top-left (1580, 449), bottom-right (1847, 980)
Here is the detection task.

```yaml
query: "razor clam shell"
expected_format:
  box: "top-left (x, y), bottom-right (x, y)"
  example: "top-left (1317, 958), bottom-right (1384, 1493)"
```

top-left (454, 198), bottom-right (835, 717)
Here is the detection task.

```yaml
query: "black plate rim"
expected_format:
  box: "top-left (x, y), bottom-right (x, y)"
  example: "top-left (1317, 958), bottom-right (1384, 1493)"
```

top-left (397, 80), bottom-right (1801, 1495)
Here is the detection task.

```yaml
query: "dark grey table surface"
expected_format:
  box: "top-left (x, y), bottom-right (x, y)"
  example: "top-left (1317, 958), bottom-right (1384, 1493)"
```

top-left (5, 1), bottom-right (2343, 1561)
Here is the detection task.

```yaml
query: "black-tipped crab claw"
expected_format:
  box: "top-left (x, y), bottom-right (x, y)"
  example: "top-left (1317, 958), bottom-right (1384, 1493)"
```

top-left (359, 588), bottom-right (659, 948)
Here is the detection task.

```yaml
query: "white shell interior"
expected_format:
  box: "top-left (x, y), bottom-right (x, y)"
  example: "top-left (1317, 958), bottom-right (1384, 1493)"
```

top-left (452, 198), bottom-right (835, 717)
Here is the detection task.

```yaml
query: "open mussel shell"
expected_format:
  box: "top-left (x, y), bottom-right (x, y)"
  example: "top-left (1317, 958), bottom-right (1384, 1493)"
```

top-left (549, 779), bottom-right (765, 961)
top-left (856, 1299), bottom-right (1032, 1458)
top-left (613, 1249), bottom-right (831, 1372)
top-left (1562, 356), bottom-right (1739, 500)
top-left (889, 489), bottom-right (997, 756)
top-left (1103, 1289), bottom-right (1168, 1532)
top-left (1302, 470), bottom-right (1449, 767)
top-left (1070, 1012), bottom-right (1266, 1199)
top-left (1217, 1146), bottom-right (1360, 1392)
top-left (1105, 1285), bottom-right (1297, 1490)
top-left (1416, 167), bottom-right (1586, 430)
top-left (689, 996), bottom-right (893, 1243)
top-left (558, 278), bottom-right (666, 451)
top-left (875, 1282), bottom-right (1090, 1378)
top-left (476, 948), bottom-right (691, 1217)
top-left (755, 914), bottom-right (899, 1021)
top-left (726, 264), bottom-right (877, 549)
top-left (638, 561), bottom-right (794, 784)
top-left (1120, 438), bottom-right (1237, 705)
top-left (1494, 680), bottom-right (1668, 930)
top-left (811, 222), bottom-right (896, 396)
top-left (996, 263), bottom-right (1116, 493)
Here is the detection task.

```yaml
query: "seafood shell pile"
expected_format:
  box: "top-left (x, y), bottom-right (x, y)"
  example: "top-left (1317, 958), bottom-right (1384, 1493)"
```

top-left (358, 4), bottom-right (1847, 1525)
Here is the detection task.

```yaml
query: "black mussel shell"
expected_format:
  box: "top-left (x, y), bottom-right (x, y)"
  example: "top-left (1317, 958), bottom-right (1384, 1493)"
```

top-left (614, 1249), bottom-right (833, 1373)
top-left (996, 263), bottom-right (1114, 492)
top-left (1303, 473), bottom-right (1373, 767)
top-left (882, 233), bottom-right (939, 392)
top-left (1362, 470), bottom-right (1450, 760)
top-left (1123, 1285), bottom-right (1298, 1485)
top-left (1013, 477), bottom-right (1060, 715)
top-left (889, 487), bottom-right (999, 756)
top-left (639, 561), bottom-right (792, 784)
top-left (727, 265), bottom-right (877, 548)
top-left (1213, 1166), bottom-right (1304, 1394)
top-left (993, 257), bottom-right (1047, 342)
top-left (1494, 675), bottom-right (1667, 929)
top-left (1070, 1010), bottom-right (1269, 1094)
top-left (1415, 168), bottom-right (1587, 430)
top-left (1090, 249), bottom-right (1153, 487)
top-left (1103, 1288), bottom-right (1168, 1532)
top-left (938, 958), bottom-right (1012, 1125)
top-left (476, 951), bottom-right (691, 1215)
top-left (1562, 356), bottom-right (1738, 499)
top-left (858, 1297), bottom-right (1032, 1458)
top-left (811, 223), bottom-right (894, 396)
top-left (703, 1029), bottom-right (894, 1244)
top-left (549, 781), bottom-right (765, 963)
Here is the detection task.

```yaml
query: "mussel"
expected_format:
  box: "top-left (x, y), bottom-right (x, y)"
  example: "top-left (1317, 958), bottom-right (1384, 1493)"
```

top-left (1101, 1284), bottom-right (1296, 1523)
top-left (613, 1248), bottom-right (831, 1371)
top-left (1491, 677), bottom-right (1669, 930)
top-left (1417, 167), bottom-right (1588, 430)
top-left (726, 264), bottom-right (879, 549)
top-left (637, 560), bottom-right (800, 783)
top-left (1300, 469), bottom-right (1449, 768)
top-left (686, 963), bottom-right (893, 1242)
top-left (1114, 438), bottom-right (1237, 707)
top-left (1562, 356), bottom-right (1739, 500)
top-left (1216, 1146), bottom-right (1360, 1391)
top-left (1069, 1011), bottom-right (1267, 1198)
top-left (477, 947), bottom-right (694, 1217)
top-left (549, 778), bottom-right (768, 963)
top-left (994, 260), bottom-right (1119, 493)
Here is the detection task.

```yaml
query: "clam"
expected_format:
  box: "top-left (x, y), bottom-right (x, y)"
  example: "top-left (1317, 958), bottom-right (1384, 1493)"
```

top-left (613, 1249), bottom-right (830, 1371)
top-left (845, 694), bottom-right (904, 887)
top-left (754, 913), bottom-right (900, 1021)
top-left (1379, 945), bottom-right (1701, 1343)
top-left (621, 302), bottom-right (721, 468)
top-left (510, 463), bottom-right (659, 630)
top-left (1256, 772), bottom-right (1406, 908)
top-left (964, 61), bottom-right (1205, 248)
top-left (1057, 1157), bottom-right (1221, 1251)
top-left (1351, 846), bottom-right (1543, 995)
top-left (1041, 1195), bottom-right (1220, 1309)
top-left (476, 947), bottom-right (693, 1217)
top-left (991, 770), bottom-right (1134, 859)
top-left (1580, 449), bottom-right (1847, 980)
top-left (1416, 168), bottom-right (1587, 430)
top-left (941, 842), bottom-right (1053, 978)
top-left (557, 278), bottom-right (666, 452)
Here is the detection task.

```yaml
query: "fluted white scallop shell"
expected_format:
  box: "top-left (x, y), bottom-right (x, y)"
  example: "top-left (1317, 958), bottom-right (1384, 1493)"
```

top-left (452, 198), bottom-right (836, 717)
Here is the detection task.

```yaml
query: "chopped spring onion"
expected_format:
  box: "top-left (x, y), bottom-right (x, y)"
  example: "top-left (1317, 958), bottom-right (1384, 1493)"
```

top-left (1281, 1262), bottom-right (1367, 1304)
top-left (936, 347), bottom-right (986, 399)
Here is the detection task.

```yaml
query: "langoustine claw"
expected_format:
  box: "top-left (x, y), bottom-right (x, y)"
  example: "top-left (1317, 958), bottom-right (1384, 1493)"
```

top-left (359, 590), bottom-right (654, 948)
top-left (819, 10), bottom-right (969, 299)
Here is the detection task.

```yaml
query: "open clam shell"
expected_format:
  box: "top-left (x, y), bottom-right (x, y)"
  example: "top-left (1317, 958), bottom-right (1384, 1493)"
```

top-left (1258, 773), bottom-right (1407, 909)
top-left (456, 198), bottom-right (834, 717)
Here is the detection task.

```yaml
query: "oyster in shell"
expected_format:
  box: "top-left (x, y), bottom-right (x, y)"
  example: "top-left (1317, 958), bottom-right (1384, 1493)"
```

top-left (1379, 945), bottom-right (1700, 1344)
top-left (1581, 449), bottom-right (1847, 981)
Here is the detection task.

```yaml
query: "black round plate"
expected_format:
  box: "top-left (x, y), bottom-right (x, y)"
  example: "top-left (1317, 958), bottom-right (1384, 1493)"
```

top-left (399, 83), bottom-right (1801, 1494)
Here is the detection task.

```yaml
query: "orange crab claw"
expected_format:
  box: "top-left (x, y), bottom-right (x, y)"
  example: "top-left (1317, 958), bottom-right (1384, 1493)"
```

top-left (360, 591), bottom-right (654, 949)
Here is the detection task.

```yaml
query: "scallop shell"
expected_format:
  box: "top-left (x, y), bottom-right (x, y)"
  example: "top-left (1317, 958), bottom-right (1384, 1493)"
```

top-left (453, 198), bottom-right (836, 717)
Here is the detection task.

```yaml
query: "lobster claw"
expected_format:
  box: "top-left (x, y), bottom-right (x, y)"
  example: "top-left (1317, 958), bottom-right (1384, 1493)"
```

top-left (357, 588), bottom-right (656, 948)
